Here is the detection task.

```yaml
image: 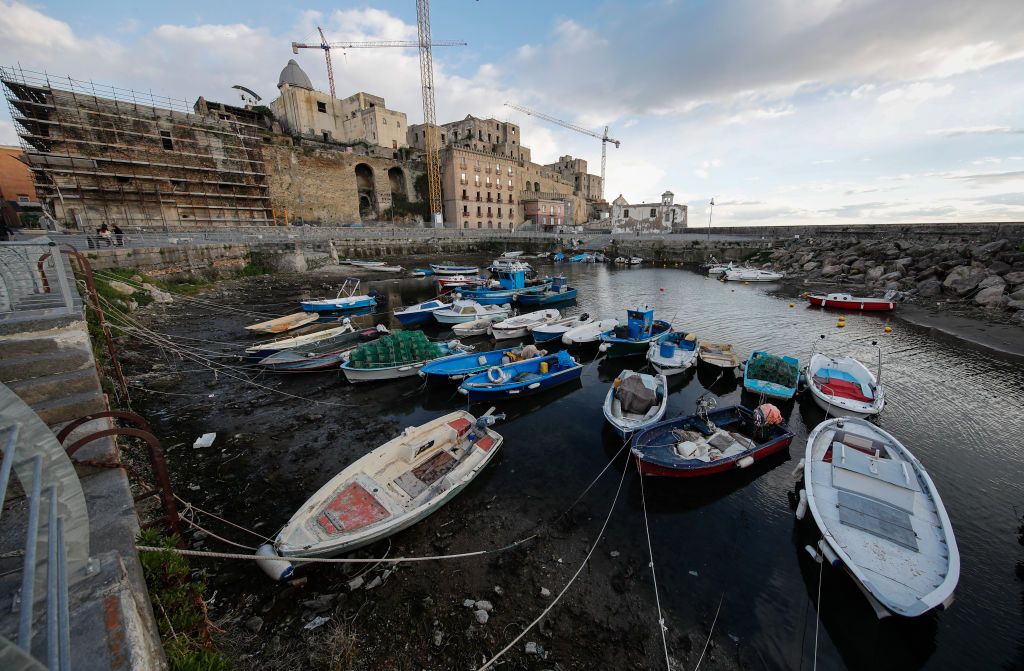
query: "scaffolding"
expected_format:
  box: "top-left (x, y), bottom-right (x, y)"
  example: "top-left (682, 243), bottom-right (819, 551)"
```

top-left (0, 65), bottom-right (274, 231)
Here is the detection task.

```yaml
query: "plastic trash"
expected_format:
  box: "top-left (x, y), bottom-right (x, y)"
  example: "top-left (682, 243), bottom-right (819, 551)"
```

top-left (304, 616), bottom-right (330, 630)
top-left (193, 433), bottom-right (216, 449)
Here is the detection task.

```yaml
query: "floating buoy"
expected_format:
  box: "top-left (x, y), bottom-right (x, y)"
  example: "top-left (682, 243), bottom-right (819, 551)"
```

top-left (744, 281), bottom-right (749, 286)
top-left (884, 326), bottom-right (892, 333)
top-left (660, 287), bottom-right (665, 292)
top-left (737, 455), bottom-right (755, 469)
top-left (789, 303), bottom-right (795, 308)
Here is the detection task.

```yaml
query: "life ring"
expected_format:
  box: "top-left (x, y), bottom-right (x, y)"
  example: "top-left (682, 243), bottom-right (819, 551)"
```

top-left (487, 366), bottom-right (508, 383)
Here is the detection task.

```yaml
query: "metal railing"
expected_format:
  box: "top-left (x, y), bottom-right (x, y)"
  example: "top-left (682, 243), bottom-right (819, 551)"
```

top-left (0, 239), bottom-right (78, 321)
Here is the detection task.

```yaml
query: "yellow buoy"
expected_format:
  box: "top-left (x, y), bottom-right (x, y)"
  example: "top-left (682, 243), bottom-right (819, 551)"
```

top-left (744, 281), bottom-right (749, 286)
top-left (837, 322), bottom-right (845, 328)
top-left (884, 326), bottom-right (892, 333)
top-left (789, 303), bottom-right (795, 308)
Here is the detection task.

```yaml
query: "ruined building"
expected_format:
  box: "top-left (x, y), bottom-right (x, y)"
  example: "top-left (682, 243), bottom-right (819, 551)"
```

top-left (610, 192), bottom-right (688, 234)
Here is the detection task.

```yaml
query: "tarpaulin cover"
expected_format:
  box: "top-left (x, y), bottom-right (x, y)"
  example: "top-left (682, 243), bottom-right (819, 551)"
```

top-left (616, 375), bottom-right (657, 414)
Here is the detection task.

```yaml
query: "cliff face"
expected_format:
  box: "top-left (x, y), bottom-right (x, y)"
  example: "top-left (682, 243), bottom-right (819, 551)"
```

top-left (760, 236), bottom-right (1024, 324)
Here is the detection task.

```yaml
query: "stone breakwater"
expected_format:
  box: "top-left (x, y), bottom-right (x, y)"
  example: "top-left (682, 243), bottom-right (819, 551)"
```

top-left (758, 236), bottom-right (1024, 324)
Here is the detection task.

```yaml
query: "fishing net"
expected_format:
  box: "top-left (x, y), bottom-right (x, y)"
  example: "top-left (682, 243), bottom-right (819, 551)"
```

top-left (349, 331), bottom-right (441, 368)
top-left (746, 354), bottom-right (798, 388)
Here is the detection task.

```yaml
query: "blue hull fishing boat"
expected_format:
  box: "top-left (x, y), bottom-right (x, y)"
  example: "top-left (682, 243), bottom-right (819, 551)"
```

top-left (598, 308), bottom-right (672, 358)
top-left (516, 275), bottom-right (577, 306)
top-left (412, 268), bottom-right (434, 277)
top-left (301, 278), bottom-right (377, 313)
top-left (459, 266), bottom-right (550, 305)
top-left (553, 252), bottom-right (566, 262)
top-left (257, 327), bottom-right (386, 372)
top-left (742, 351), bottom-right (800, 400)
top-left (458, 350), bottom-right (582, 402)
top-left (420, 347), bottom-right (524, 382)
top-left (393, 298), bottom-right (449, 326)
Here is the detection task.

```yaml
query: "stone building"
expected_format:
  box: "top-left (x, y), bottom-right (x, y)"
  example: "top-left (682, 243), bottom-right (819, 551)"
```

top-left (0, 145), bottom-right (41, 229)
top-left (523, 198), bottom-right (567, 231)
top-left (544, 155), bottom-right (602, 202)
top-left (269, 60), bottom-right (408, 150)
top-left (610, 192), bottom-right (687, 234)
top-left (440, 146), bottom-right (521, 230)
top-left (1, 66), bottom-right (273, 230)
top-left (408, 114), bottom-right (530, 162)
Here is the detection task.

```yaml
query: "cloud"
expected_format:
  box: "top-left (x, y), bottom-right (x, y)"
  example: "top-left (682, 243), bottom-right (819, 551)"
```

top-left (693, 159), bottom-right (721, 179)
top-left (724, 104), bottom-right (796, 125)
top-left (927, 125), bottom-right (1022, 136)
top-left (876, 82), bottom-right (954, 104)
top-left (955, 170), bottom-right (1024, 184)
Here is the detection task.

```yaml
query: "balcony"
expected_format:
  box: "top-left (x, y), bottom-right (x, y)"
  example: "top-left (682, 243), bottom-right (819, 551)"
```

top-left (486, 196), bottom-right (493, 203)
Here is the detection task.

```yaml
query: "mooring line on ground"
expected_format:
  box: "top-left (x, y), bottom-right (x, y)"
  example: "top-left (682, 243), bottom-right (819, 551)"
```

top-left (813, 560), bottom-right (823, 671)
top-left (476, 451), bottom-right (631, 671)
top-left (638, 461), bottom-right (672, 670)
top-left (556, 433), bottom-right (630, 521)
top-left (693, 593), bottom-right (724, 671)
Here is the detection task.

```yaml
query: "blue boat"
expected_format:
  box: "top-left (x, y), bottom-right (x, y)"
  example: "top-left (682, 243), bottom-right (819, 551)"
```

top-left (419, 347), bottom-right (521, 382)
top-left (459, 267), bottom-right (550, 305)
top-left (412, 268), bottom-right (434, 276)
top-left (393, 298), bottom-right (449, 326)
top-left (570, 253), bottom-right (593, 263)
top-left (458, 350), bottom-right (582, 402)
top-left (553, 252), bottom-right (566, 262)
top-left (598, 308), bottom-right (673, 358)
top-left (742, 351), bottom-right (800, 400)
top-left (301, 278), bottom-right (377, 313)
top-left (516, 276), bottom-right (577, 306)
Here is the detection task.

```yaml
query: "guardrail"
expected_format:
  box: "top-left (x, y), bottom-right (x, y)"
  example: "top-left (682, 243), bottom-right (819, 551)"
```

top-left (0, 240), bottom-right (78, 322)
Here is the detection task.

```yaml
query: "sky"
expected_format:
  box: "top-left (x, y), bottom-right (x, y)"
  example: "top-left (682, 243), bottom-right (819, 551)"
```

top-left (1, 0), bottom-right (1024, 227)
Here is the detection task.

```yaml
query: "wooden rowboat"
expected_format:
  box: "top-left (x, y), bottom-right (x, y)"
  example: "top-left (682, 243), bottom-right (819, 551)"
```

top-left (698, 341), bottom-right (740, 368)
top-left (244, 312), bottom-right (318, 335)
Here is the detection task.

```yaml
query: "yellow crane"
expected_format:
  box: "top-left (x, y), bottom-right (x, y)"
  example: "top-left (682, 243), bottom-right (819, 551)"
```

top-left (416, 0), bottom-right (444, 226)
top-left (291, 26), bottom-right (465, 99)
top-left (504, 102), bottom-right (620, 201)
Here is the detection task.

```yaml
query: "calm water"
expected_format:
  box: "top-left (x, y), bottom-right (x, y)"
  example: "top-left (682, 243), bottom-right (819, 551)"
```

top-left (145, 263), bottom-right (1024, 670)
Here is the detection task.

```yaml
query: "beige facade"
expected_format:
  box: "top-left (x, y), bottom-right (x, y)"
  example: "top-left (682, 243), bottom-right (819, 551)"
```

top-left (269, 60), bottom-right (408, 150)
top-left (441, 146), bottom-right (522, 230)
top-left (610, 192), bottom-right (688, 234)
top-left (408, 115), bottom-right (531, 162)
top-left (544, 155), bottom-right (603, 201)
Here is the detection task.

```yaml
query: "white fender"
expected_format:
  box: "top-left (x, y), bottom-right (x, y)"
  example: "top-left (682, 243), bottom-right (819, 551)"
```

top-left (255, 544), bottom-right (294, 582)
top-left (818, 539), bottom-right (841, 567)
top-left (791, 458), bottom-right (805, 478)
top-left (795, 489), bottom-right (808, 520)
top-left (737, 455), bottom-right (755, 469)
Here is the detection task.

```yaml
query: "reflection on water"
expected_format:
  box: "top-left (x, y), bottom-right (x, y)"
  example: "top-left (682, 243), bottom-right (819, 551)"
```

top-left (154, 263), bottom-right (1024, 670)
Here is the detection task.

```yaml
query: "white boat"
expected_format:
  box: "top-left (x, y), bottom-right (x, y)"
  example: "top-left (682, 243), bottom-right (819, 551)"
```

top-left (801, 418), bottom-right (959, 618)
top-left (255, 410), bottom-right (504, 580)
top-left (488, 258), bottom-right (534, 274)
top-left (602, 370), bottom-right (668, 438)
top-left (340, 341), bottom-right (465, 383)
top-left (490, 309), bottom-right (560, 340)
top-left (244, 312), bottom-right (318, 335)
top-left (614, 257), bottom-right (627, 264)
top-left (562, 317), bottom-right (619, 346)
top-left (628, 257), bottom-right (643, 265)
top-left (434, 300), bottom-right (512, 325)
top-left (501, 250), bottom-right (524, 258)
top-left (245, 321), bottom-right (353, 356)
top-left (301, 278), bottom-right (377, 313)
top-left (530, 313), bottom-right (593, 344)
top-left (453, 314), bottom-right (505, 337)
top-left (431, 263), bottom-right (480, 276)
top-left (806, 352), bottom-right (885, 418)
top-left (646, 332), bottom-right (698, 376)
top-left (723, 268), bottom-right (784, 282)
top-left (706, 262), bottom-right (735, 277)
top-left (375, 265), bottom-right (404, 273)
top-left (349, 260), bottom-right (386, 268)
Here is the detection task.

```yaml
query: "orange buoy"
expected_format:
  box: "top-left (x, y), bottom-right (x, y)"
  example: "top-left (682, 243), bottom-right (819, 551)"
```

top-left (884, 326), bottom-right (892, 333)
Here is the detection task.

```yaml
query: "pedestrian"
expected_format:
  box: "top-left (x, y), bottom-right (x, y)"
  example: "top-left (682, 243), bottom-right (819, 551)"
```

top-left (112, 224), bottom-right (124, 246)
top-left (97, 224), bottom-right (112, 247)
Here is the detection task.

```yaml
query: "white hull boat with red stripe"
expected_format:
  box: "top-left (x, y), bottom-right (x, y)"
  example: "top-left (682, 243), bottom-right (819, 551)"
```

top-left (806, 291), bottom-right (896, 311)
top-left (256, 410), bottom-right (504, 580)
top-left (807, 352), bottom-right (885, 418)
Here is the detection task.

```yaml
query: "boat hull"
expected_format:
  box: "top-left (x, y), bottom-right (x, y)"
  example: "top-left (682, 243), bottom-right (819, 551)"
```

top-left (301, 298), bottom-right (376, 313)
top-left (460, 366), bottom-right (582, 402)
top-left (633, 435), bottom-right (791, 477)
top-left (394, 311), bottom-right (436, 326)
top-left (807, 294), bottom-right (895, 311)
top-left (341, 360), bottom-right (431, 382)
top-left (516, 288), bottom-right (578, 306)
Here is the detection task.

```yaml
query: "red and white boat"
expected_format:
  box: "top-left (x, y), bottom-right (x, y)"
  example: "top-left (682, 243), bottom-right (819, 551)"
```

top-left (805, 291), bottom-right (896, 311)
top-left (436, 274), bottom-right (486, 290)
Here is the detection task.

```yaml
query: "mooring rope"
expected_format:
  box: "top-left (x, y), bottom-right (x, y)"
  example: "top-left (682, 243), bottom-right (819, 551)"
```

top-left (693, 593), bottom-right (724, 671)
top-left (476, 451), bottom-right (631, 671)
top-left (638, 462), bottom-right (672, 670)
top-left (813, 560), bottom-right (823, 671)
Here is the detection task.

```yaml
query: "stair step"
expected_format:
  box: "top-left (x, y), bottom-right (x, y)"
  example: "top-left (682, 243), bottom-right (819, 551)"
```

top-left (30, 390), bottom-right (107, 428)
top-left (0, 350), bottom-right (93, 382)
top-left (0, 334), bottom-right (89, 359)
top-left (6, 368), bottom-right (102, 406)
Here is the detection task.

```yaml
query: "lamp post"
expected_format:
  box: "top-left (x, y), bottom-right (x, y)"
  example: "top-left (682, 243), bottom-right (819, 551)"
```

top-left (707, 197), bottom-right (715, 242)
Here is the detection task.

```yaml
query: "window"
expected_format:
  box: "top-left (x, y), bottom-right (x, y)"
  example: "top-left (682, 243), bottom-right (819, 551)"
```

top-left (116, 175), bottom-right (130, 184)
top-left (474, 175), bottom-right (481, 187)
top-left (508, 167), bottom-right (513, 175)
top-left (541, 205), bottom-right (547, 213)
top-left (460, 157), bottom-right (466, 168)
top-left (159, 130), bottom-right (173, 150)
top-left (478, 130), bottom-right (483, 140)
top-left (650, 208), bottom-right (657, 218)
top-left (488, 221), bottom-right (493, 228)
top-left (317, 101), bottom-right (327, 113)
top-left (498, 221), bottom-right (502, 228)
top-left (623, 209), bottom-right (630, 218)
top-left (487, 207), bottom-right (492, 216)
top-left (462, 189), bottom-right (467, 198)
top-left (441, 133), bottom-right (446, 142)
top-left (383, 118), bottom-right (388, 125)
top-left (460, 173), bottom-right (467, 184)
top-left (541, 216), bottom-right (547, 225)
top-left (488, 133), bottom-right (492, 142)
top-left (485, 177), bottom-right (491, 186)
top-left (396, 121), bottom-right (400, 128)
top-left (474, 160), bottom-right (480, 169)
top-left (392, 140), bottom-right (397, 149)
top-left (477, 221), bottom-right (482, 228)
top-left (463, 205), bottom-right (469, 214)
top-left (497, 208), bottom-right (502, 218)
top-left (477, 206), bottom-right (482, 216)
top-left (495, 163), bottom-right (500, 173)
top-left (17, 195), bottom-right (30, 203)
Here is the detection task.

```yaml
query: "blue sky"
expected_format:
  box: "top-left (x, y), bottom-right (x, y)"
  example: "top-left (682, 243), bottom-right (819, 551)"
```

top-left (2, 0), bottom-right (1024, 226)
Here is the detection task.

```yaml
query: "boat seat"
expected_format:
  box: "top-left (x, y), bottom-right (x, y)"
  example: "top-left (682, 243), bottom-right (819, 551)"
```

top-left (316, 480), bottom-right (390, 535)
top-left (513, 372), bottom-right (541, 382)
top-left (813, 375), bottom-right (873, 402)
top-left (393, 450), bottom-right (459, 499)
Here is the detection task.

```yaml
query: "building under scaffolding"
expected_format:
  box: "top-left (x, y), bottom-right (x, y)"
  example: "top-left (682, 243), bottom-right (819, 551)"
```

top-left (1, 66), bottom-right (273, 231)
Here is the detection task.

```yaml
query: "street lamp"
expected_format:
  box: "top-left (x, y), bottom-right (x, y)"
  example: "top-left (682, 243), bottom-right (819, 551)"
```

top-left (707, 197), bottom-right (715, 241)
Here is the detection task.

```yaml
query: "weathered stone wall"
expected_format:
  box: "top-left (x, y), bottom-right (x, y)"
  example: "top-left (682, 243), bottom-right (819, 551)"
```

top-left (84, 243), bottom-right (251, 280)
top-left (263, 145), bottom-right (423, 226)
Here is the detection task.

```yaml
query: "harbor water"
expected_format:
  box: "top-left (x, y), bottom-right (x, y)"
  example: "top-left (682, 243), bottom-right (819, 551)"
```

top-left (128, 262), bottom-right (1024, 670)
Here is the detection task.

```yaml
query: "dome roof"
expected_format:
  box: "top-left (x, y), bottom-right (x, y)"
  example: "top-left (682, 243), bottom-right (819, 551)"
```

top-left (278, 59), bottom-right (313, 90)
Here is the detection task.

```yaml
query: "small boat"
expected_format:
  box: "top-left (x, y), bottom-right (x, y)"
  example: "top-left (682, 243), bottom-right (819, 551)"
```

top-left (348, 260), bottom-right (386, 268)
top-left (806, 352), bottom-right (885, 417)
top-left (301, 278), bottom-right (377, 313)
top-left (632, 403), bottom-right (794, 477)
top-left (516, 276), bottom-right (577, 306)
top-left (341, 333), bottom-right (465, 383)
top-left (436, 274), bottom-right (486, 290)
top-left (706, 262), bottom-right (735, 277)
top-left (698, 341), bottom-right (740, 369)
top-left (244, 312), bottom-right (319, 335)
top-left (801, 418), bottom-right (959, 618)
top-left (570, 253), bottom-right (593, 263)
top-left (453, 315), bottom-right (505, 338)
top-left (806, 291), bottom-right (896, 311)
top-left (602, 370), bottom-right (669, 438)
top-left (614, 257), bottom-right (627, 264)
top-left (420, 346), bottom-right (543, 382)
top-left (628, 257), bottom-right (643, 265)
top-left (742, 351), bottom-right (800, 400)
top-left (531, 313), bottom-right (592, 344)
top-left (257, 326), bottom-right (386, 372)
top-left (458, 350), bottom-right (582, 402)
top-left (552, 252), bottom-right (566, 262)
top-left (723, 268), bottom-right (784, 282)
top-left (562, 317), bottom-right (619, 346)
top-left (501, 250), bottom-right (524, 258)
top-left (412, 268), bottom-right (434, 277)
top-left (594, 253), bottom-right (607, 263)
top-left (598, 308), bottom-right (672, 358)
top-left (431, 263), bottom-right (480, 276)
top-left (489, 258), bottom-right (534, 275)
top-left (646, 332), bottom-right (698, 376)
top-left (490, 309), bottom-right (561, 341)
top-left (434, 300), bottom-right (511, 325)
top-left (245, 321), bottom-right (354, 358)
top-left (460, 266), bottom-right (550, 305)
top-left (393, 297), bottom-right (451, 326)
top-left (255, 410), bottom-right (504, 580)
top-left (375, 265), bottom-right (405, 273)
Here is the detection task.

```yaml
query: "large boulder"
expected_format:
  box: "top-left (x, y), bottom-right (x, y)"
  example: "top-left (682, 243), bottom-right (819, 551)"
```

top-left (1010, 287), bottom-right (1024, 302)
top-left (802, 261), bottom-right (819, 272)
top-left (988, 260), bottom-right (1011, 275)
top-left (917, 279), bottom-right (943, 297)
top-left (915, 266), bottom-right (939, 281)
top-left (878, 271), bottom-right (903, 284)
top-left (942, 265), bottom-right (987, 296)
top-left (1003, 271), bottom-right (1024, 286)
top-left (1006, 300), bottom-right (1024, 312)
top-left (866, 265), bottom-right (886, 282)
top-left (107, 280), bottom-right (135, 296)
top-left (974, 285), bottom-right (1007, 307)
top-left (821, 264), bottom-right (844, 277)
top-left (970, 239), bottom-right (1008, 261)
top-left (977, 275), bottom-right (1006, 291)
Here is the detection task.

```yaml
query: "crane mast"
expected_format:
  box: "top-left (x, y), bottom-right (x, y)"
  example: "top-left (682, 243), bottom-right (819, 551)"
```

top-left (503, 102), bottom-right (620, 201)
top-left (417, 0), bottom-right (443, 225)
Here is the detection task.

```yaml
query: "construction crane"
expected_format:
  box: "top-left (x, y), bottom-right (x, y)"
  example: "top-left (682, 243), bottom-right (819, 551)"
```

top-left (291, 27), bottom-right (466, 99)
top-left (416, 0), bottom-right (443, 225)
top-left (503, 102), bottom-right (620, 201)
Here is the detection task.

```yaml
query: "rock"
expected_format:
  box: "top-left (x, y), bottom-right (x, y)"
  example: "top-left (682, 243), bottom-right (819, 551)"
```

top-left (917, 279), bottom-right (943, 298)
top-left (540, 587), bottom-right (551, 598)
top-left (347, 576), bottom-right (364, 591)
top-left (1010, 287), bottom-right (1024, 301)
top-left (130, 274), bottom-right (143, 282)
top-left (866, 266), bottom-right (886, 282)
top-left (820, 264), bottom-right (843, 277)
top-left (884, 281), bottom-right (900, 292)
top-left (107, 280), bottom-right (135, 296)
top-left (970, 239), bottom-right (1008, 260)
top-left (1004, 271), bottom-right (1024, 286)
top-left (974, 285), bottom-right (1007, 307)
top-left (433, 630), bottom-right (443, 646)
top-left (802, 261), bottom-right (819, 272)
top-left (1014, 311), bottom-right (1024, 325)
top-left (493, 586), bottom-right (505, 597)
top-left (878, 271), bottom-right (903, 284)
top-left (942, 265), bottom-right (987, 296)
top-left (989, 260), bottom-right (1011, 275)
top-left (474, 609), bottom-right (489, 624)
top-left (475, 600), bottom-right (493, 612)
top-left (1006, 300), bottom-right (1024, 311)
top-left (915, 266), bottom-right (939, 281)
top-left (245, 615), bottom-right (264, 633)
top-left (977, 275), bottom-right (1006, 290)
top-left (142, 283), bottom-right (174, 303)
top-left (301, 595), bottom-right (335, 613)
top-left (525, 642), bottom-right (544, 655)
top-left (463, 598), bottom-right (476, 608)
top-left (609, 550), bottom-right (621, 558)
top-left (364, 575), bottom-right (382, 590)
top-left (895, 257), bottom-right (914, 268)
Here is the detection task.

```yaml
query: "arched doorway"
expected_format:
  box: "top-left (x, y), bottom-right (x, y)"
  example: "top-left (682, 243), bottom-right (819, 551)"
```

top-left (533, 182), bottom-right (540, 192)
top-left (355, 163), bottom-right (376, 220)
top-left (388, 167), bottom-right (406, 198)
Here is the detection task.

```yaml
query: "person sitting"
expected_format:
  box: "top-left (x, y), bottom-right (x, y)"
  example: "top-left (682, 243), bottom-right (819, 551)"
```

top-left (96, 224), bottom-right (112, 247)
top-left (519, 344), bottom-right (547, 359)
top-left (112, 224), bottom-right (124, 246)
